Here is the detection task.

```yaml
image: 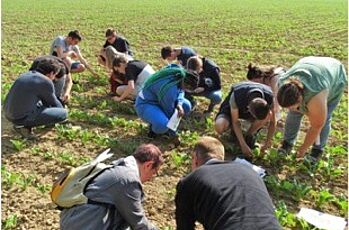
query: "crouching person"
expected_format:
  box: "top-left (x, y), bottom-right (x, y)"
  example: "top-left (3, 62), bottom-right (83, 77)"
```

top-left (175, 136), bottom-right (281, 230)
top-left (60, 143), bottom-right (163, 230)
top-left (215, 82), bottom-right (276, 159)
top-left (185, 56), bottom-right (223, 113)
top-left (111, 55), bottom-right (155, 102)
top-left (4, 58), bottom-right (68, 139)
top-left (135, 65), bottom-right (199, 142)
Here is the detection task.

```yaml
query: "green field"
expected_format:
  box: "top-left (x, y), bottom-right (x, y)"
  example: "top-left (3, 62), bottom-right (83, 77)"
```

top-left (1, 0), bottom-right (348, 229)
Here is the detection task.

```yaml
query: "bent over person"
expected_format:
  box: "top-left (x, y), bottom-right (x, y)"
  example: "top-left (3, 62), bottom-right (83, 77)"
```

top-left (175, 136), bottom-right (281, 230)
top-left (135, 65), bottom-right (199, 141)
top-left (161, 46), bottom-right (196, 67)
top-left (215, 82), bottom-right (276, 158)
top-left (277, 56), bottom-right (347, 163)
top-left (60, 143), bottom-right (163, 230)
top-left (111, 55), bottom-right (155, 102)
top-left (50, 30), bottom-right (97, 77)
top-left (186, 56), bottom-right (223, 113)
top-left (4, 58), bottom-right (68, 138)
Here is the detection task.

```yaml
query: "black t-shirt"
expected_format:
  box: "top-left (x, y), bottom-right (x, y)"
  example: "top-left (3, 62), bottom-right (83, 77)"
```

top-left (103, 36), bottom-right (133, 56)
top-left (198, 57), bottom-right (221, 92)
top-left (125, 60), bottom-right (147, 82)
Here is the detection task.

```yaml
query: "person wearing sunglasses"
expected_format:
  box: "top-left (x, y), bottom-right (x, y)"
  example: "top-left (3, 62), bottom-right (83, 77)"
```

top-left (215, 81), bottom-right (276, 159)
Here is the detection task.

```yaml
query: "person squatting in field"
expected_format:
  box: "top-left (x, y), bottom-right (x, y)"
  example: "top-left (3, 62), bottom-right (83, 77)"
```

top-left (246, 63), bottom-right (286, 121)
top-left (135, 65), bottom-right (199, 144)
top-left (60, 143), bottom-right (163, 230)
top-left (175, 136), bottom-right (282, 230)
top-left (4, 57), bottom-right (68, 139)
top-left (111, 55), bottom-right (155, 102)
top-left (215, 81), bottom-right (276, 160)
top-left (185, 55), bottom-right (223, 113)
top-left (97, 27), bottom-right (133, 68)
top-left (161, 45), bottom-right (197, 67)
top-left (50, 30), bottom-right (98, 85)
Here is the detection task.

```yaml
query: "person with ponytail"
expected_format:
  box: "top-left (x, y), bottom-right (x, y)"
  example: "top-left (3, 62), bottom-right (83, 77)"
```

top-left (135, 65), bottom-right (199, 141)
top-left (277, 56), bottom-right (347, 163)
top-left (246, 63), bottom-right (286, 120)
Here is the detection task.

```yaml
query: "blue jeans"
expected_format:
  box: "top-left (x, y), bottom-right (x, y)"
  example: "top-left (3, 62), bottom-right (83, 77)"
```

top-left (136, 99), bottom-right (192, 134)
top-left (189, 90), bottom-right (222, 105)
top-left (283, 98), bottom-right (341, 150)
top-left (13, 107), bottom-right (68, 128)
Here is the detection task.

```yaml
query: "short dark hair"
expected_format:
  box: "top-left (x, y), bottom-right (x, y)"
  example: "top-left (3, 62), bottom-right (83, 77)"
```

top-left (183, 70), bottom-right (199, 90)
top-left (30, 56), bottom-right (69, 79)
top-left (187, 56), bottom-right (202, 71)
top-left (246, 63), bottom-right (275, 80)
top-left (68, 30), bottom-right (82, 41)
top-left (277, 79), bottom-right (303, 107)
top-left (133, 144), bottom-right (164, 169)
top-left (112, 55), bottom-right (128, 68)
top-left (194, 136), bottom-right (225, 161)
top-left (248, 98), bottom-right (270, 120)
top-left (105, 28), bottom-right (116, 37)
top-left (35, 59), bottom-right (60, 76)
top-left (161, 46), bottom-right (172, 59)
top-left (56, 60), bottom-right (70, 79)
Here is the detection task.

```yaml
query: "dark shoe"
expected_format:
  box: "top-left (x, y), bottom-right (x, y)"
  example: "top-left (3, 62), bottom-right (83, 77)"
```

top-left (278, 141), bottom-right (293, 155)
top-left (204, 103), bottom-right (215, 114)
top-left (304, 148), bottom-right (323, 165)
top-left (13, 125), bottom-right (36, 140)
top-left (147, 126), bottom-right (157, 139)
top-left (72, 80), bottom-right (80, 85)
top-left (168, 135), bottom-right (181, 148)
top-left (245, 134), bottom-right (257, 149)
top-left (191, 100), bottom-right (197, 111)
top-left (107, 92), bottom-right (117, 97)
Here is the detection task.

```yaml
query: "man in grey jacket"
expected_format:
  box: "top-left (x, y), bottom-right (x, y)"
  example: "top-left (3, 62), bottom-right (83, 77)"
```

top-left (60, 143), bottom-right (163, 230)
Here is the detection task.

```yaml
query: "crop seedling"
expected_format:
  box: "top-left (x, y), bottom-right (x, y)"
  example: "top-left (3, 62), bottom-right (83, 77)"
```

top-left (170, 151), bottom-right (190, 169)
top-left (2, 214), bottom-right (18, 230)
top-left (312, 189), bottom-right (336, 208)
top-left (10, 139), bottom-right (26, 152)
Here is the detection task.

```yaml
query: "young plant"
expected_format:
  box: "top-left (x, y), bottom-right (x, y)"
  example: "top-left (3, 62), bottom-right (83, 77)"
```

top-left (9, 139), bottom-right (26, 152)
top-left (170, 151), bottom-right (190, 169)
top-left (313, 189), bottom-right (336, 208)
top-left (2, 214), bottom-right (18, 230)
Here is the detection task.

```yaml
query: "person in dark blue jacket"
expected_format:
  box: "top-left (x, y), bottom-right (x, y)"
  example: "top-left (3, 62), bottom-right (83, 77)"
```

top-left (161, 46), bottom-right (196, 67)
top-left (135, 65), bottom-right (199, 143)
top-left (185, 56), bottom-right (222, 113)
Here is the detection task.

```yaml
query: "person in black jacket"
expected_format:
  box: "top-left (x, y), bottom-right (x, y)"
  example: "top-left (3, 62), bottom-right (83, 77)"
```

top-left (215, 82), bottom-right (276, 159)
top-left (175, 136), bottom-right (281, 230)
top-left (98, 28), bottom-right (133, 67)
top-left (185, 56), bottom-right (222, 113)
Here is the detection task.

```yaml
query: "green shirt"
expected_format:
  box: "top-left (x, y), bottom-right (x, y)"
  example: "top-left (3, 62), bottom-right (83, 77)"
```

top-left (279, 56), bottom-right (347, 113)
